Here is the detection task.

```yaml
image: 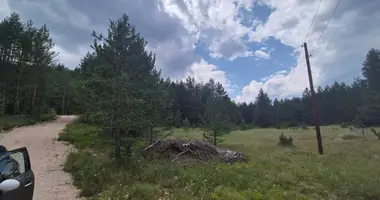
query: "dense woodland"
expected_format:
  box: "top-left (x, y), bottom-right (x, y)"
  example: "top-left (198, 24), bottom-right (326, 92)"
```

top-left (1, 13), bottom-right (380, 146)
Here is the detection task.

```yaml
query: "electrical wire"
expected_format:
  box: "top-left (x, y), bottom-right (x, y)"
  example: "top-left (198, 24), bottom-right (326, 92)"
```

top-left (303, 0), bottom-right (323, 43)
top-left (309, 0), bottom-right (341, 55)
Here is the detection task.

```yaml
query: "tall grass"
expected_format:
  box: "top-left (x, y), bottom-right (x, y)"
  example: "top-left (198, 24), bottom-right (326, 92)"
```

top-left (61, 123), bottom-right (380, 200)
top-left (0, 109), bottom-right (56, 131)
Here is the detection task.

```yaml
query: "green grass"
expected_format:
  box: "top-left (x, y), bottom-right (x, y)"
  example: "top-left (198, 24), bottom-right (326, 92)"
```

top-left (0, 109), bottom-right (57, 132)
top-left (61, 123), bottom-right (380, 200)
top-left (0, 115), bottom-right (39, 131)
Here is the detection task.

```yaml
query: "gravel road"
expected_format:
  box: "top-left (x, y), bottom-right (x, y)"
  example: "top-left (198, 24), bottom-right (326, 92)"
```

top-left (0, 115), bottom-right (82, 200)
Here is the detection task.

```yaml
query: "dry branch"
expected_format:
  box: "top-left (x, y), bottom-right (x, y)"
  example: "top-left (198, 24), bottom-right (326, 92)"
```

top-left (141, 139), bottom-right (248, 164)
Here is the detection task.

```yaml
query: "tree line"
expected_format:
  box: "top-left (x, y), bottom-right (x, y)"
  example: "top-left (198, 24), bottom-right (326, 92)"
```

top-left (0, 13), bottom-right (80, 118)
top-left (1, 12), bottom-right (379, 151)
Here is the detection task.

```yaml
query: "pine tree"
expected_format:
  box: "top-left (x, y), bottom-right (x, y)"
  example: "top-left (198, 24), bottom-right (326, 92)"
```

top-left (355, 48), bottom-right (380, 126)
top-left (254, 89), bottom-right (272, 127)
top-left (201, 81), bottom-right (231, 146)
top-left (77, 14), bottom-right (160, 159)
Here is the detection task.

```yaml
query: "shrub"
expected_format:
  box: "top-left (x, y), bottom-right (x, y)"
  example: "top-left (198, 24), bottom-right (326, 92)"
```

top-left (239, 123), bottom-right (251, 130)
top-left (210, 186), bottom-right (246, 200)
top-left (370, 128), bottom-right (380, 140)
top-left (0, 115), bottom-right (38, 131)
top-left (278, 133), bottom-right (293, 146)
top-left (340, 122), bottom-right (349, 128)
top-left (37, 108), bottom-right (57, 121)
top-left (341, 134), bottom-right (360, 140)
top-left (64, 151), bottom-right (115, 197)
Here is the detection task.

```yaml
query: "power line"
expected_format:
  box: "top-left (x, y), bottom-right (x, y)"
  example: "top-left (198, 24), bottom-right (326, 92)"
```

top-left (310, 0), bottom-right (341, 55)
top-left (303, 0), bottom-right (323, 43)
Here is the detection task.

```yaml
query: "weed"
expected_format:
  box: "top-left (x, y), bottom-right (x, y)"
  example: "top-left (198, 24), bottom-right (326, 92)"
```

top-left (371, 128), bottom-right (380, 140)
top-left (278, 133), bottom-right (293, 146)
top-left (63, 123), bottom-right (380, 200)
top-left (340, 122), bottom-right (350, 128)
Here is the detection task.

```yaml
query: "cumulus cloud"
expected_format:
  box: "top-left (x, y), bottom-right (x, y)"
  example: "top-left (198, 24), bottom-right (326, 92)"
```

top-left (160, 0), bottom-right (255, 61)
top-left (254, 50), bottom-right (271, 60)
top-left (3, 0), bottom-right (379, 102)
top-left (237, 0), bottom-right (380, 102)
top-left (5, 0), bottom-right (202, 76)
top-left (184, 59), bottom-right (234, 93)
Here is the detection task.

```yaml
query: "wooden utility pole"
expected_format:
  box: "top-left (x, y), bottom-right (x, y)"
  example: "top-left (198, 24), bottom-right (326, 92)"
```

top-left (303, 42), bottom-right (324, 155)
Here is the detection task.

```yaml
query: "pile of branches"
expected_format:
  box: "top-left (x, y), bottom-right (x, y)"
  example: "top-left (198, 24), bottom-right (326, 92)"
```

top-left (141, 139), bottom-right (248, 164)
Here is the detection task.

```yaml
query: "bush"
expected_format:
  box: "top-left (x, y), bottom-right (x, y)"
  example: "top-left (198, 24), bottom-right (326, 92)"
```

top-left (239, 123), bottom-right (251, 130)
top-left (0, 115), bottom-right (38, 131)
top-left (58, 122), bottom-right (111, 151)
top-left (37, 108), bottom-right (57, 121)
top-left (64, 151), bottom-right (115, 197)
top-left (370, 128), bottom-right (380, 140)
top-left (341, 134), bottom-right (360, 140)
top-left (278, 133), bottom-right (293, 146)
top-left (278, 121), bottom-right (298, 129)
top-left (340, 122), bottom-right (350, 128)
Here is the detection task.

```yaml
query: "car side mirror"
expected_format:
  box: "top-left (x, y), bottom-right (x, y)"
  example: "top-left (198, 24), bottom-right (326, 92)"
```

top-left (0, 179), bottom-right (20, 192)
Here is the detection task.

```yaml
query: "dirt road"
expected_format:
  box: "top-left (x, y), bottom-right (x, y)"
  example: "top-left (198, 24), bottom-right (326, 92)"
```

top-left (0, 115), bottom-right (82, 200)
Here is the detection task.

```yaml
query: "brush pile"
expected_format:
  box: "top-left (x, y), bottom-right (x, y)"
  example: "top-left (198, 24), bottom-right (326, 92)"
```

top-left (141, 139), bottom-right (248, 164)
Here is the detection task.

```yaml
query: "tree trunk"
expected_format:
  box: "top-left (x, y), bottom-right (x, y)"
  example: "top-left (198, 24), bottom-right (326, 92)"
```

top-left (14, 58), bottom-right (25, 115)
top-left (66, 92), bottom-right (70, 115)
top-left (115, 128), bottom-right (121, 159)
top-left (149, 126), bottom-right (153, 145)
top-left (61, 87), bottom-right (66, 115)
top-left (213, 130), bottom-right (217, 146)
top-left (14, 78), bottom-right (22, 114)
top-left (31, 85), bottom-right (37, 111)
top-left (0, 82), bottom-right (5, 115)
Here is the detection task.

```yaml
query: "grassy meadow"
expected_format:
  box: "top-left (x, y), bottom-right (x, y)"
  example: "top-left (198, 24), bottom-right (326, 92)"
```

top-left (61, 123), bottom-right (380, 200)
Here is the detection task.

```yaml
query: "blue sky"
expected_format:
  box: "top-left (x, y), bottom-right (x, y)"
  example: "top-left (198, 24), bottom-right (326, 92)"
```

top-left (1, 0), bottom-right (380, 102)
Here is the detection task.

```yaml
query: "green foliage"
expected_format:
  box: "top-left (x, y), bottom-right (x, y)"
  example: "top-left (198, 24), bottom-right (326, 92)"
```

top-left (182, 118), bottom-right (191, 136)
top-left (362, 48), bottom-right (380, 92)
top-left (278, 133), bottom-right (293, 146)
top-left (0, 115), bottom-right (37, 131)
top-left (174, 110), bottom-right (182, 128)
top-left (301, 124), bottom-right (308, 130)
top-left (36, 108), bottom-right (57, 121)
top-left (239, 123), bottom-right (252, 130)
top-left (63, 123), bottom-right (380, 200)
top-left (340, 122), bottom-right (350, 128)
top-left (341, 134), bottom-right (360, 140)
top-left (370, 128), bottom-right (380, 140)
top-left (75, 14), bottom-right (162, 159)
top-left (201, 81), bottom-right (232, 145)
top-left (210, 186), bottom-right (246, 200)
top-left (182, 118), bottom-right (190, 128)
top-left (58, 122), bottom-right (112, 151)
top-left (0, 111), bottom-right (56, 131)
top-left (0, 12), bottom-right (81, 121)
top-left (64, 151), bottom-right (115, 197)
top-left (254, 89), bottom-right (272, 128)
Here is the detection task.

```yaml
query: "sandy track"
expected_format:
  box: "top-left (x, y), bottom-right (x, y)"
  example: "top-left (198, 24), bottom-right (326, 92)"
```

top-left (0, 115), bottom-right (82, 200)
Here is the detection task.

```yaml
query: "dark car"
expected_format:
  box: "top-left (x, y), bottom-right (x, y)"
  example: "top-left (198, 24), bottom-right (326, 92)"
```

top-left (0, 145), bottom-right (34, 200)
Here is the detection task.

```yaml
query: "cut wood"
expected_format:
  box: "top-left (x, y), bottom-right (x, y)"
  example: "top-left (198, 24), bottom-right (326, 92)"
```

top-left (141, 139), bottom-right (248, 164)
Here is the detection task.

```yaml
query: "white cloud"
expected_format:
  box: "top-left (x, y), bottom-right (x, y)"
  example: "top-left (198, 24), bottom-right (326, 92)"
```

top-left (254, 50), bottom-right (271, 60)
top-left (184, 59), bottom-right (233, 92)
top-left (52, 45), bottom-right (90, 69)
top-left (237, 0), bottom-right (380, 102)
top-left (160, 0), bottom-right (255, 60)
top-left (0, 0), bottom-right (10, 19)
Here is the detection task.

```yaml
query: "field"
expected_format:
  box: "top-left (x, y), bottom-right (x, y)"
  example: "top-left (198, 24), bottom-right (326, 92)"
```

top-left (61, 123), bottom-right (380, 200)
